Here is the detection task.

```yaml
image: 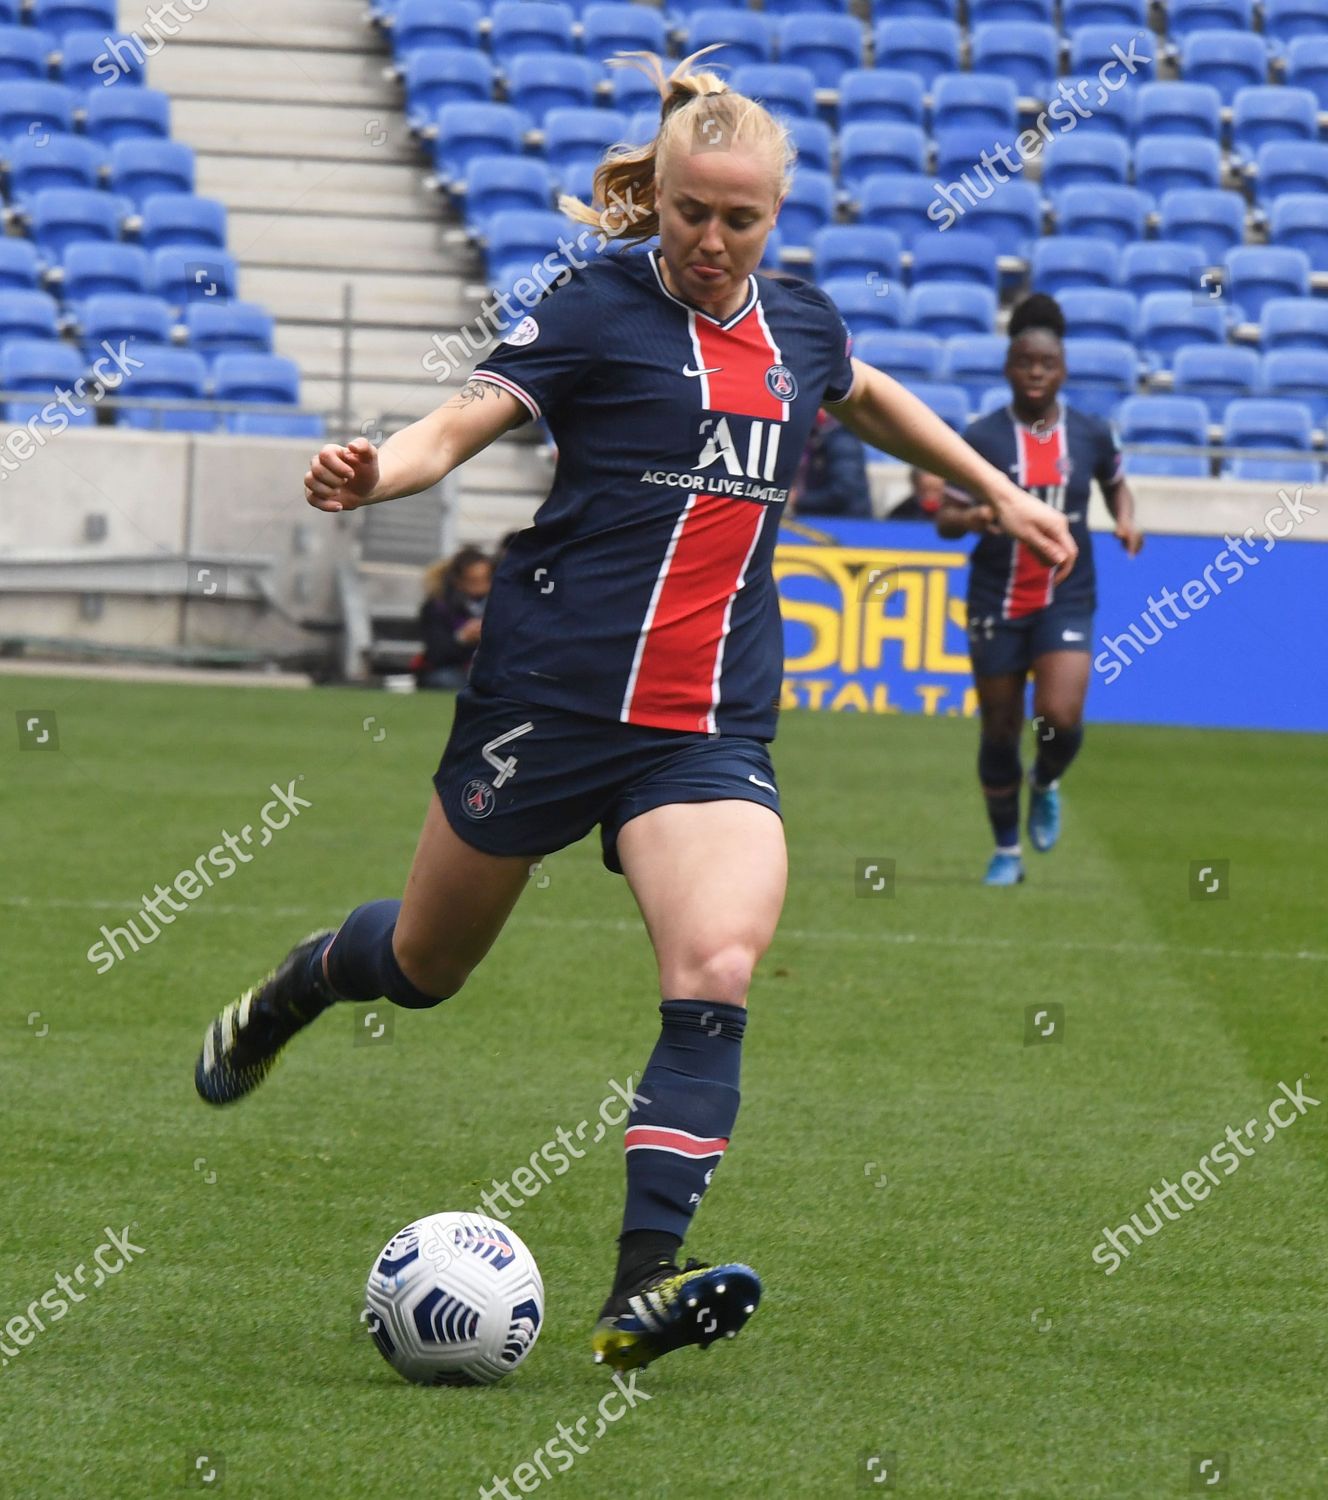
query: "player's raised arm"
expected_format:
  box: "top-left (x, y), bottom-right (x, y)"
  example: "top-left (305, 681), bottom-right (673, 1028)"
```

top-left (827, 357), bottom-right (1077, 581)
top-left (303, 377), bottom-right (527, 513)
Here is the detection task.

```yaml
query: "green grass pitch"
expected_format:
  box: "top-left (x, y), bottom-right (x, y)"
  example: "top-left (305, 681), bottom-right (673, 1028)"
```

top-left (1, 674), bottom-right (1324, 1498)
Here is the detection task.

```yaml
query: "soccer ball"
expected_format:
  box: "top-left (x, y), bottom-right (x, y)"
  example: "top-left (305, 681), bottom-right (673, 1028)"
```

top-left (364, 1212), bottom-right (544, 1386)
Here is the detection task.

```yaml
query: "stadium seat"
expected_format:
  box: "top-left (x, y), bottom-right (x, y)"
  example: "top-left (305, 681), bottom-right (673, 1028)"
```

top-left (839, 69), bottom-right (924, 129)
top-left (1060, 336), bottom-right (1137, 418)
top-left (1173, 342), bottom-right (1261, 418)
top-left (727, 64), bottom-right (817, 120)
top-left (1117, 395), bottom-right (1210, 477)
top-left (977, 384), bottom-right (1011, 416)
top-left (776, 15), bottom-right (863, 88)
top-left (183, 301), bottom-right (274, 363)
top-left (624, 108), bottom-right (658, 146)
top-left (229, 411), bottom-right (326, 438)
top-left (970, 0), bottom-right (1053, 22)
top-left (1134, 137), bottom-right (1221, 199)
top-left (30, 0), bottom-right (115, 35)
top-left (685, 10), bottom-right (773, 69)
top-left (1169, 0), bottom-right (1254, 40)
top-left (106, 140), bottom-right (195, 211)
top-left (485, 210), bottom-right (570, 278)
top-left (552, 159), bottom-right (595, 209)
top-left (961, 182), bottom-right (1043, 259)
top-left (778, 169), bottom-right (835, 248)
top-left (1222, 396), bottom-right (1317, 480)
top-left (0, 337), bottom-right (92, 424)
top-left (857, 174), bottom-right (940, 249)
top-left (1042, 134), bottom-right (1131, 195)
top-left (1268, 194), bottom-right (1328, 272)
top-left (1058, 288), bottom-right (1138, 342)
top-left (902, 379), bottom-right (970, 429)
top-left (1254, 141), bottom-right (1328, 204)
top-left (1120, 241), bottom-right (1208, 298)
top-left (1055, 185), bottom-right (1150, 243)
top-left (60, 242), bottom-right (150, 305)
top-left (812, 226), bottom-right (901, 286)
top-left (152, 248), bottom-right (237, 306)
top-left (139, 194), bottom-right (227, 252)
top-left (580, 4), bottom-right (666, 65)
top-left (910, 231), bottom-right (999, 290)
top-left (489, 2), bottom-right (576, 60)
top-left (943, 333), bottom-right (1008, 404)
top-left (461, 156), bottom-right (553, 231)
top-left (28, 188), bottom-right (125, 255)
top-left (391, 0), bottom-right (483, 56)
top-left (6, 134), bottom-right (105, 202)
top-left (906, 283), bottom-right (997, 339)
top-left (932, 127), bottom-right (1003, 189)
top-left (1073, 78), bottom-right (1137, 140)
top-left (852, 330), bottom-right (943, 383)
top-left (1262, 296), bottom-right (1328, 351)
top-left (1262, 349), bottom-right (1328, 425)
top-left (0, 24), bottom-right (53, 82)
top-left (762, 0), bottom-right (856, 12)
top-left (0, 289), bottom-right (59, 347)
top-left (839, 124), bottom-right (926, 191)
top-left (78, 292), bottom-right (173, 357)
top-left (403, 49), bottom-right (494, 129)
top-left (1157, 189), bottom-right (1247, 265)
top-left (117, 347), bottom-right (214, 432)
top-left (1223, 247), bottom-right (1311, 323)
top-left (1138, 291), bottom-right (1226, 364)
top-left (824, 277), bottom-right (903, 335)
top-left (608, 63), bottom-right (659, 116)
top-left (506, 53), bottom-right (598, 126)
top-left (0, 239), bottom-right (40, 291)
top-left (871, 20), bottom-right (960, 88)
top-left (0, 81), bottom-right (78, 142)
top-left (83, 86), bottom-right (170, 144)
top-left (1231, 87), bottom-right (1318, 159)
top-left (1134, 81), bottom-right (1223, 140)
top-left (59, 30), bottom-right (147, 90)
top-left (1063, 0), bottom-right (1146, 25)
top-left (971, 22), bottom-right (1059, 97)
top-left (1068, 25), bottom-right (1158, 85)
top-left (213, 353), bottom-right (302, 409)
top-left (1030, 236), bottom-right (1118, 295)
top-left (930, 72), bottom-right (1018, 137)
top-left (875, 0), bottom-right (953, 14)
top-left (759, 226), bottom-right (783, 272)
top-left (1265, 0), bottom-right (1328, 49)
top-left (1180, 31), bottom-right (1268, 102)
top-left (787, 119), bottom-right (833, 178)
top-left (432, 103), bottom-right (525, 181)
top-left (1285, 36), bottom-right (1328, 106)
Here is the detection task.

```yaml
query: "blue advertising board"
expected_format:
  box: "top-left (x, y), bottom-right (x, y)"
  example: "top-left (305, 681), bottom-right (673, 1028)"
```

top-left (775, 517), bottom-right (1328, 733)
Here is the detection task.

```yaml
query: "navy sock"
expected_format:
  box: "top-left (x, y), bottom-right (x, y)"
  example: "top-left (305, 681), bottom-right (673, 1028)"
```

top-left (321, 898), bottom-right (447, 1010)
top-left (979, 736), bottom-right (1022, 850)
top-left (619, 1000), bottom-right (747, 1247)
top-left (1033, 723), bottom-right (1084, 788)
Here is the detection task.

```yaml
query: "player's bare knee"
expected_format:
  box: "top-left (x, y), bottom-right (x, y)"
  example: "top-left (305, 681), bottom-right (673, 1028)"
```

top-left (670, 942), bottom-right (759, 1005)
top-left (391, 936), bottom-right (468, 1007)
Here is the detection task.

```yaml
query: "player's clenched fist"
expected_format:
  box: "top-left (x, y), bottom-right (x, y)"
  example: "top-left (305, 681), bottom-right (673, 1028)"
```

top-left (304, 436), bottom-right (380, 512)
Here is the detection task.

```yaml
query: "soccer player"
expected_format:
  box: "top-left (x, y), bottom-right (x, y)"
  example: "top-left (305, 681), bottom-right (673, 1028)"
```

top-left (936, 294), bottom-right (1143, 886)
top-left (194, 51), bottom-right (1074, 1370)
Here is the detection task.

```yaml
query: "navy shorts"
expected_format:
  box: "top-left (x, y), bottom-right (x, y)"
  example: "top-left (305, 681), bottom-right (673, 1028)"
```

top-left (966, 603), bottom-right (1095, 678)
top-left (433, 686), bottom-right (781, 873)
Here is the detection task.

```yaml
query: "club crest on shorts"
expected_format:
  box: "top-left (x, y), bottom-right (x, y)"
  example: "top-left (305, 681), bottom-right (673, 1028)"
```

top-left (765, 363), bottom-right (797, 401)
top-left (462, 779), bottom-right (495, 819)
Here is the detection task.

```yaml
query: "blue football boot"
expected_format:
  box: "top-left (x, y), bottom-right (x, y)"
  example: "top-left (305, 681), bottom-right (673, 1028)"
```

top-left (1027, 779), bottom-right (1062, 853)
top-left (591, 1258), bottom-right (762, 1372)
top-left (983, 849), bottom-right (1025, 886)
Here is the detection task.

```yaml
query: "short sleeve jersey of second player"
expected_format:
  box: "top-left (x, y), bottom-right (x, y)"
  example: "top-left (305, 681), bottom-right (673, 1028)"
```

top-left (958, 404), bottom-right (1123, 621)
top-left (468, 248), bottom-right (855, 739)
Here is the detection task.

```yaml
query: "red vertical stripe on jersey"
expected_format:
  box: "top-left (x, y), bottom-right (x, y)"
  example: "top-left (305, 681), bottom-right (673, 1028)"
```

top-left (1007, 424), bottom-right (1059, 619)
top-left (624, 493), bottom-right (765, 733)
top-left (694, 312), bottom-right (782, 420)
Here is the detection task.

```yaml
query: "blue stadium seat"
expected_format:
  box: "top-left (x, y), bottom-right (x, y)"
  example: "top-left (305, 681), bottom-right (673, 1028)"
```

top-left (553, 159), bottom-right (595, 209)
top-left (970, 0), bottom-right (1053, 22)
top-left (762, 0), bottom-right (856, 12)
top-left (580, 3), bottom-right (666, 64)
top-left (0, 289), bottom-right (59, 346)
top-left (728, 64), bottom-right (817, 119)
top-left (779, 169), bottom-right (835, 248)
top-left (30, 0), bottom-right (115, 35)
top-left (1030, 236), bottom-right (1119, 294)
top-left (857, 174), bottom-right (941, 249)
top-left (1268, 194), bottom-right (1328, 272)
top-left (1262, 296), bottom-right (1328, 350)
top-left (840, 124), bottom-right (926, 190)
top-left (852, 330), bottom-right (943, 382)
top-left (1265, 0), bottom-right (1328, 49)
top-left (906, 283), bottom-right (997, 338)
top-left (812, 226), bottom-right (901, 285)
top-left (152, 248), bottom-right (237, 306)
top-left (432, 102), bottom-right (525, 181)
top-left (911, 231), bottom-right (998, 290)
top-left (0, 81), bottom-right (78, 141)
top-left (1061, 336), bottom-right (1137, 418)
top-left (28, 187), bottom-right (124, 255)
top-left (403, 49), bottom-right (494, 129)
top-left (1173, 342), bottom-right (1261, 418)
top-left (824, 276), bottom-right (903, 335)
top-left (183, 301), bottom-right (274, 363)
top-left (78, 292), bottom-right (173, 356)
top-left (0, 337), bottom-right (92, 424)
top-left (759, 225), bottom-right (783, 272)
top-left (607, 62), bottom-right (658, 115)
top-left (485, 209), bottom-right (569, 278)
top-left (1064, 0), bottom-right (1146, 25)
top-left (391, 0), bottom-right (483, 55)
top-left (107, 140), bottom-right (195, 209)
top-left (1222, 396), bottom-right (1316, 480)
top-left (83, 86), bottom-right (170, 144)
top-left (1286, 36), bottom-right (1328, 106)
top-left (489, 1), bottom-right (576, 60)
top-left (0, 24), bottom-right (53, 82)
top-left (1157, 189), bottom-right (1247, 264)
top-left (625, 107), bottom-right (657, 145)
top-left (1170, 0), bottom-right (1254, 39)
top-left (139, 194), bottom-right (227, 252)
top-left (1120, 241), bottom-right (1207, 297)
top-left (1138, 291), bottom-right (1226, 364)
top-left (1180, 30), bottom-right (1268, 102)
top-left (541, 106), bottom-right (627, 177)
top-left (1117, 395), bottom-right (1210, 477)
top-left (1055, 185), bottom-right (1150, 242)
top-left (506, 53), bottom-right (598, 125)
top-left (0, 239), bottom-right (40, 291)
top-left (977, 384), bottom-right (1012, 415)
top-left (685, 10), bottom-right (773, 70)
top-left (1068, 25), bottom-right (1157, 84)
top-left (1262, 348), bottom-right (1328, 425)
top-left (7, 134), bottom-right (104, 202)
top-left (461, 155), bottom-right (553, 231)
top-left (932, 126), bottom-right (1002, 188)
top-left (1042, 134), bottom-right (1131, 195)
top-left (118, 347), bottom-right (213, 432)
top-left (777, 15), bottom-right (863, 88)
top-left (943, 334), bottom-right (1009, 404)
top-left (59, 30), bottom-right (146, 90)
top-left (1134, 81), bottom-right (1223, 139)
top-left (787, 118), bottom-right (833, 178)
top-left (902, 379), bottom-right (970, 429)
top-left (882, 0), bottom-right (956, 15)
top-left (971, 22), bottom-right (1059, 97)
top-left (1134, 137), bottom-right (1221, 198)
top-left (213, 353), bottom-right (301, 408)
top-left (931, 72), bottom-right (1019, 136)
top-left (839, 69), bottom-right (924, 128)
top-left (61, 242), bottom-right (150, 305)
top-left (871, 20), bottom-right (960, 88)
top-left (961, 182), bottom-right (1042, 258)
top-left (230, 411), bottom-right (326, 438)
top-left (1058, 288), bottom-right (1138, 342)
top-left (1223, 246), bottom-right (1311, 322)
top-left (1231, 86), bottom-right (1318, 158)
top-left (1254, 141), bottom-right (1328, 204)
top-left (662, 0), bottom-right (748, 12)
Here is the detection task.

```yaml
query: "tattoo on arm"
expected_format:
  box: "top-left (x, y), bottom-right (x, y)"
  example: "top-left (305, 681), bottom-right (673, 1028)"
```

top-left (451, 379), bottom-right (497, 409)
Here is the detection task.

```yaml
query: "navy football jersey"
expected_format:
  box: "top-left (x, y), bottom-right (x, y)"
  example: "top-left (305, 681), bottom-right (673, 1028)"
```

top-left (468, 248), bottom-right (854, 737)
top-left (955, 404), bottom-right (1122, 619)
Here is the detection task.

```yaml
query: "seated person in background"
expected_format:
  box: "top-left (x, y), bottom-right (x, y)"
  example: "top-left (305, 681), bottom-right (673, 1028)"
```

top-left (787, 409), bottom-right (872, 518)
top-left (889, 468), bottom-right (947, 520)
top-left (415, 545), bottom-right (493, 690)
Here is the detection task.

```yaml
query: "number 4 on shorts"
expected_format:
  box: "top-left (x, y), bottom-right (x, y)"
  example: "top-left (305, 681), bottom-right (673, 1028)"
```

top-left (482, 722), bottom-right (534, 788)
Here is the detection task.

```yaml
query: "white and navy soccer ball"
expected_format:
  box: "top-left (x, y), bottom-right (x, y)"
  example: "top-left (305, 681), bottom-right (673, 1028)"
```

top-left (364, 1212), bottom-right (544, 1386)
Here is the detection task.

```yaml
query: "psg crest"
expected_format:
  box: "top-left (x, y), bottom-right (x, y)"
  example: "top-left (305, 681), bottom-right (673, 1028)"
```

top-left (461, 779), bottom-right (496, 819)
top-left (765, 363), bottom-right (797, 400)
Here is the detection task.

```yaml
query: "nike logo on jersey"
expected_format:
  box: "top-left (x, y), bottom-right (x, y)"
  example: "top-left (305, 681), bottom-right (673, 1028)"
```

top-left (748, 774), bottom-right (777, 793)
top-left (682, 363), bottom-right (723, 377)
top-left (1061, 630), bottom-right (1085, 642)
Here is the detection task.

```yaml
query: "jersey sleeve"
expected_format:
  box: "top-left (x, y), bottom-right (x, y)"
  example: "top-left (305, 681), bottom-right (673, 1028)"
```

top-left (821, 302), bottom-right (856, 405)
top-left (468, 271), bottom-right (597, 421)
top-left (1096, 419), bottom-right (1125, 494)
